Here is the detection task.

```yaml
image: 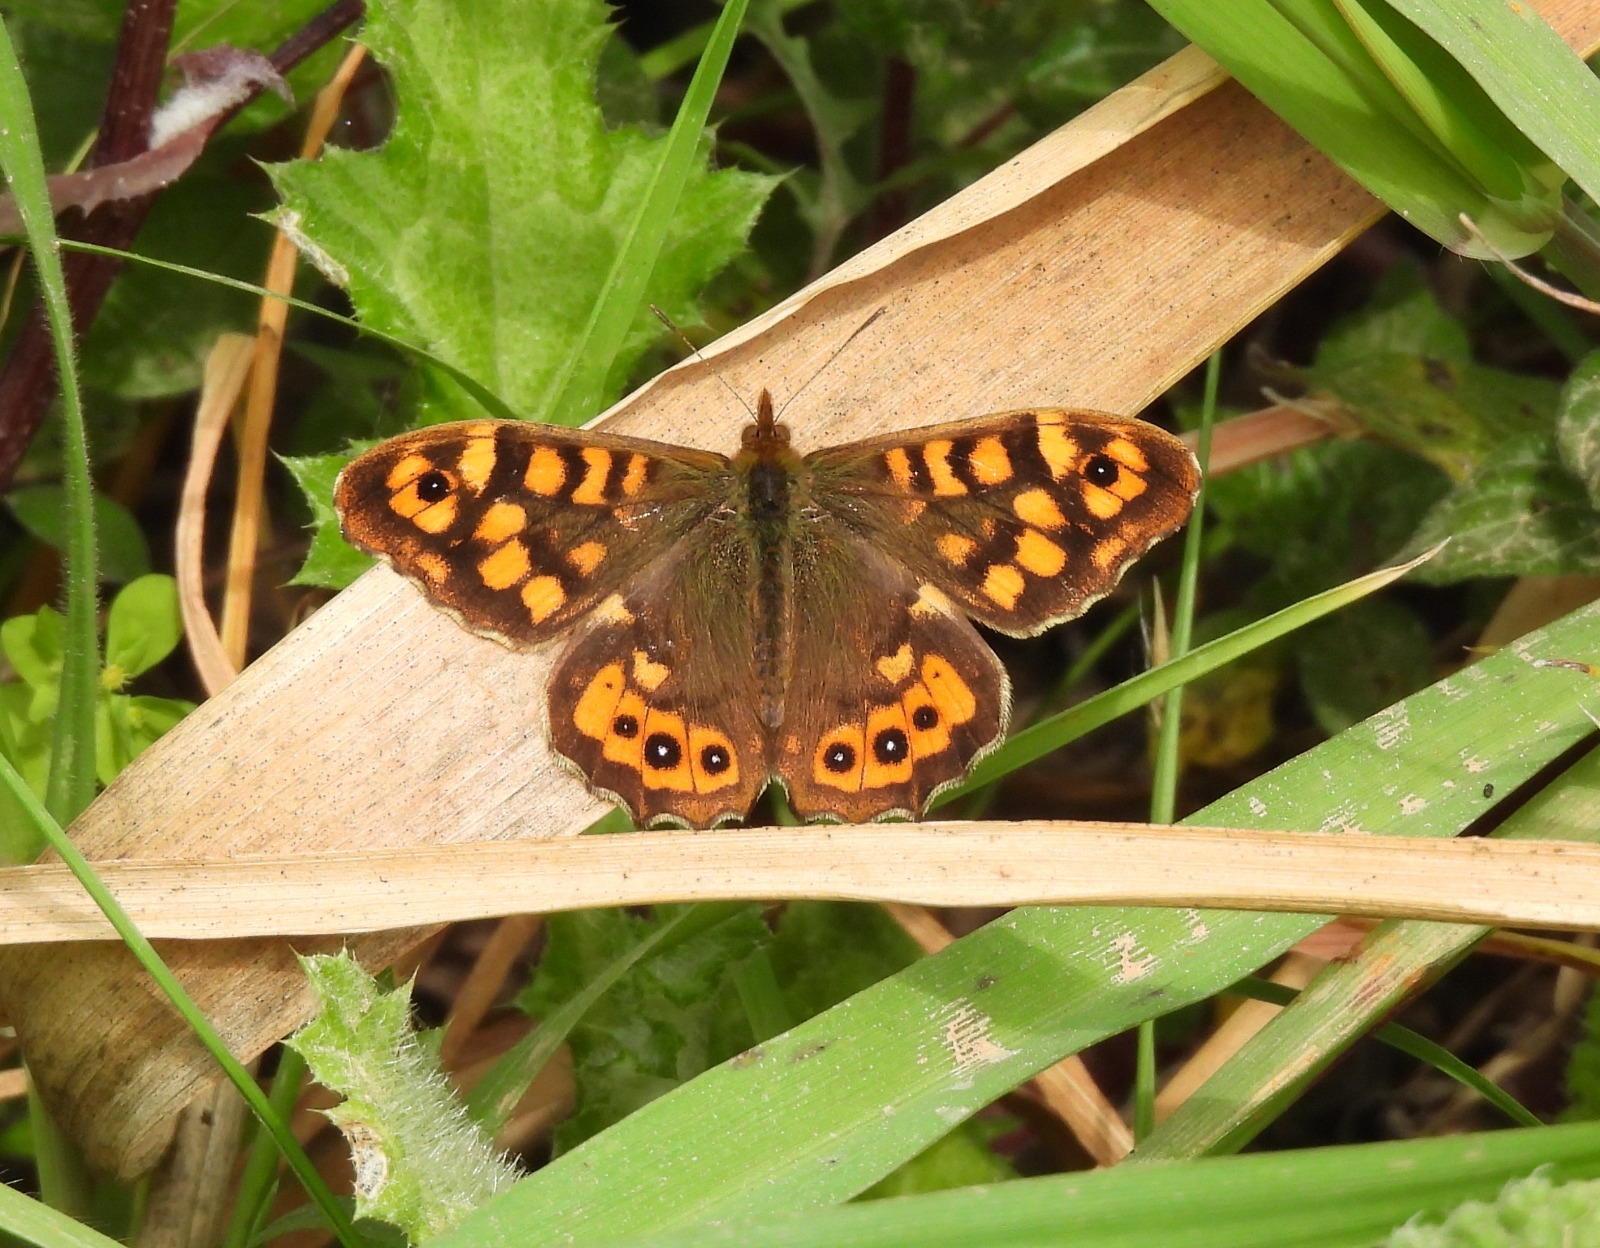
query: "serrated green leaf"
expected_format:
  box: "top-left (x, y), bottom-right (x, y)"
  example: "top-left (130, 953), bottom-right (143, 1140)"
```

top-left (1297, 599), bottom-right (1433, 734)
top-left (269, 0), bottom-right (773, 425)
top-left (767, 902), bottom-right (922, 1022)
top-left (1313, 353), bottom-right (1557, 482)
top-left (6, 484), bottom-right (151, 583)
top-left (1315, 262), bottom-right (1470, 369)
top-left (104, 574), bottom-right (182, 681)
top-left (1404, 436), bottom-right (1600, 582)
top-left (281, 450), bottom-right (376, 589)
top-left (518, 905), bottom-right (771, 1154)
top-left (288, 952), bottom-right (519, 1241)
top-left (1382, 1172), bottom-right (1600, 1248)
top-left (1556, 348), bottom-right (1600, 509)
top-left (1565, 983), bottom-right (1600, 1124)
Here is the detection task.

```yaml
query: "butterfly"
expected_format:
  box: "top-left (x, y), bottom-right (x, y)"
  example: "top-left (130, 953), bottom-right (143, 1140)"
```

top-left (334, 394), bottom-right (1200, 827)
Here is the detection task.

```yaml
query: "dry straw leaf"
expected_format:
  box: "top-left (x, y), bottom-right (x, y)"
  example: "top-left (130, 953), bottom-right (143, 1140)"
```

top-left (10, 2), bottom-right (1600, 1178)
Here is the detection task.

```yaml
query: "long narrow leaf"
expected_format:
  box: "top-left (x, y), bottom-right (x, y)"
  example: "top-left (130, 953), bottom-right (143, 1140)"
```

top-left (0, 18), bottom-right (98, 826)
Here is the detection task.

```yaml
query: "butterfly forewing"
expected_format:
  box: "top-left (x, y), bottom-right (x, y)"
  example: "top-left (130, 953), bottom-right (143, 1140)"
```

top-left (805, 409), bottom-right (1200, 637)
top-left (336, 421), bottom-right (731, 648)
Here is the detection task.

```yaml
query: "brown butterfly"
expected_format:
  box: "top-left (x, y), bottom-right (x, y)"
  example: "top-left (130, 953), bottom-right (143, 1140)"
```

top-left (335, 395), bottom-right (1199, 827)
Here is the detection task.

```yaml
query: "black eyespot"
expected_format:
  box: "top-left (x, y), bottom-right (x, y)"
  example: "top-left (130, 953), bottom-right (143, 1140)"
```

top-left (644, 732), bottom-right (682, 770)
top-left (1084, 454), bottom-right (1119, 487)
top-left (415, 470), bottom-right (451, 502)
top-left (873, 727), bottom-right (909, 764)
top-left (700, 743), bottom-right (731, 774)
top-left (912, 706), bottom-right (939, 730)
top-left (612, 714), bottom-right (639, 739)
top-left (823, 742), bottom-right (856, 773)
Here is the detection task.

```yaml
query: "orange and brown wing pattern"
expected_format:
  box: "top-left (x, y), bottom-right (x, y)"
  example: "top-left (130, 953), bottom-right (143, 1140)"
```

top-left (806, 409), bottom-right (1199, 636)
top-left (546, 536), bottom-right (768, 828)
top-left (776, 535), bottom-right (1006, 822)
top-left (335, 420), bottom-right (732, 648)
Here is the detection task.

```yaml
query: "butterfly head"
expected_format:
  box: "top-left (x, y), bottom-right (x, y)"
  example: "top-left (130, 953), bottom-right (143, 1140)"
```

top-left (740, 388), bottom-right (791, 454)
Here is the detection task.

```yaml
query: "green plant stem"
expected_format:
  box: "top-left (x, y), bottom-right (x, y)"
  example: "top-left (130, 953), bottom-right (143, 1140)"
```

top-left (1137, 351), bottom-right (1218, 1141)
top-left (0, 754), bottom-right (365, 1248)
top-left (1546, 197), bottom-right (1600, 303)
top-left (222, 1046), bottom-right (311, 1248)
top-left (0, 17), bottom-right (99, 829)
top-left (542, 0), bottom-right (750, 425)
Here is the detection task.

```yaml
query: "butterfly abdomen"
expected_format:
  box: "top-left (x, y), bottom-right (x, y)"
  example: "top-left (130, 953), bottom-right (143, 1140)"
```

top-left (741, 448), bottom-right (798, 730)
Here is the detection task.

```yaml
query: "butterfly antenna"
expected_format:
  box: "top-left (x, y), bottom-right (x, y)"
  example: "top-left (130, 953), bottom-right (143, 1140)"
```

top-left (774, 306), bottom-right (887, 421)
top-left (650, 304), bottom-right (756, 420)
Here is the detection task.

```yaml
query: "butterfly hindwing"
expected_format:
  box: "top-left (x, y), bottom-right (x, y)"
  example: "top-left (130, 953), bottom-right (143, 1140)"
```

top-left (775, 532), bottom-right (1007, 823)
top-left (805, 409), bottom-right (1200, 636)
top-left (335, 420), bottom-right (731, 647)
top-left (546, 534), bottom-right (768, 828)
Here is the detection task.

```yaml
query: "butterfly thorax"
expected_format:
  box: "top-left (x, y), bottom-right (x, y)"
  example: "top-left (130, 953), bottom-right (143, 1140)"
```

top-left (734, 390), bottom-right (803, 730)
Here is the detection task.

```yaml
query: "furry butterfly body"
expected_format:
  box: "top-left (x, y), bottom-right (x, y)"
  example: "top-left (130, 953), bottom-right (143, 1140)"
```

top-left (335, 395), bottom-right (1199, 827)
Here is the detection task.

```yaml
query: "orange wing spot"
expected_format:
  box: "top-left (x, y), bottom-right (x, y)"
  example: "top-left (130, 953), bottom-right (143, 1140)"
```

top-left (924, 440), bottom-right (967, 496)
top-left (688, 724), bottom-right (741, 792)
top-left (621, 454), bottom-right (650, 497)
top-left (525, 446), bottom-right (566, 496)
top-left (967, 435), bottom-right (1012, 485)
top-left (600, 689), bottom-right (648, 771)
top-left (571, 662), bottom-right (627, 741)
top-left (572, 447), bottom-right (614, 505)
top-left (414, 551), bottom-right (451, 583)
top-left (1082, 482), bottom-right (1123, 520)
top-left (412, 494), bottom-right (459, 534)
top-left (876, 643), bottom-right (914, 685)
top-left (898, 499), bottom-right (927, 524)
top-left (884, 447), bottom-right (915, 490)
top-left (921, 654), bottom-right (978, 725)
top-left (1103, 436), bottom-right (1150, 473)
top-left (386, 453), bottom-right (433, 491)
top-left (1109, 469), bottom-right (1149, 502)
top-left (522, 575), bottom-right (566, 623)
top-left (640, 710), bottom-right (694, 791)
top-left (982, 563), bottom-right (1026, 609)
top-left (861, 703), bottom-right (913, 788)
top-left (474, 500), bottom-right (528, 543)
top-left (630, 648), bottom-right (671, 693)
top-left (567, 540), bottom-right (607, 575)
top-left (1092, 536), bottom-right (1127, 570)
top-left (477, 539), bottom-right (531, 590)
top-left (936, 532), bottom-right (978, 566)
top-left (903, 681), bottom-right (953, 757)
top-left (1014, 529), bottom-right (1067, 577)
top-left (458, 436), bottom-right (497, 492)
top-left (1013, 487), bottom-right (1066, 530)
top-left (1036, 424), bottom-right (1080, 479)
top-left (813, 724), bottom-right (866, 791)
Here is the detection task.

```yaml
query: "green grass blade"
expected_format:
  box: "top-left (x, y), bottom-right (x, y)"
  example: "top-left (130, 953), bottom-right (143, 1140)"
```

top-left (1232, 978), bottom-right (1542, 1130)
top-left (540, 0), bottom-right (749, 425)
top-left (949, 548), bottom-right (1434, 799)
top-left (0, 1171), bottom-right (126, 1248)
top-left (1148, 0), bottom-right (1564, 256)
top-left (520, 1123), bottom-right (1600, 1248)
top-left (0, 17), bottom-right (98, 827)
top-left (1390, 0), bottom-right (1600, 209)
top-left (0, 752), bottom-right (368, 1248)
top-left (1137, 738), bottom-right (1600, 1161)
top-left (431, 601), bottom-right (1600, 1246)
